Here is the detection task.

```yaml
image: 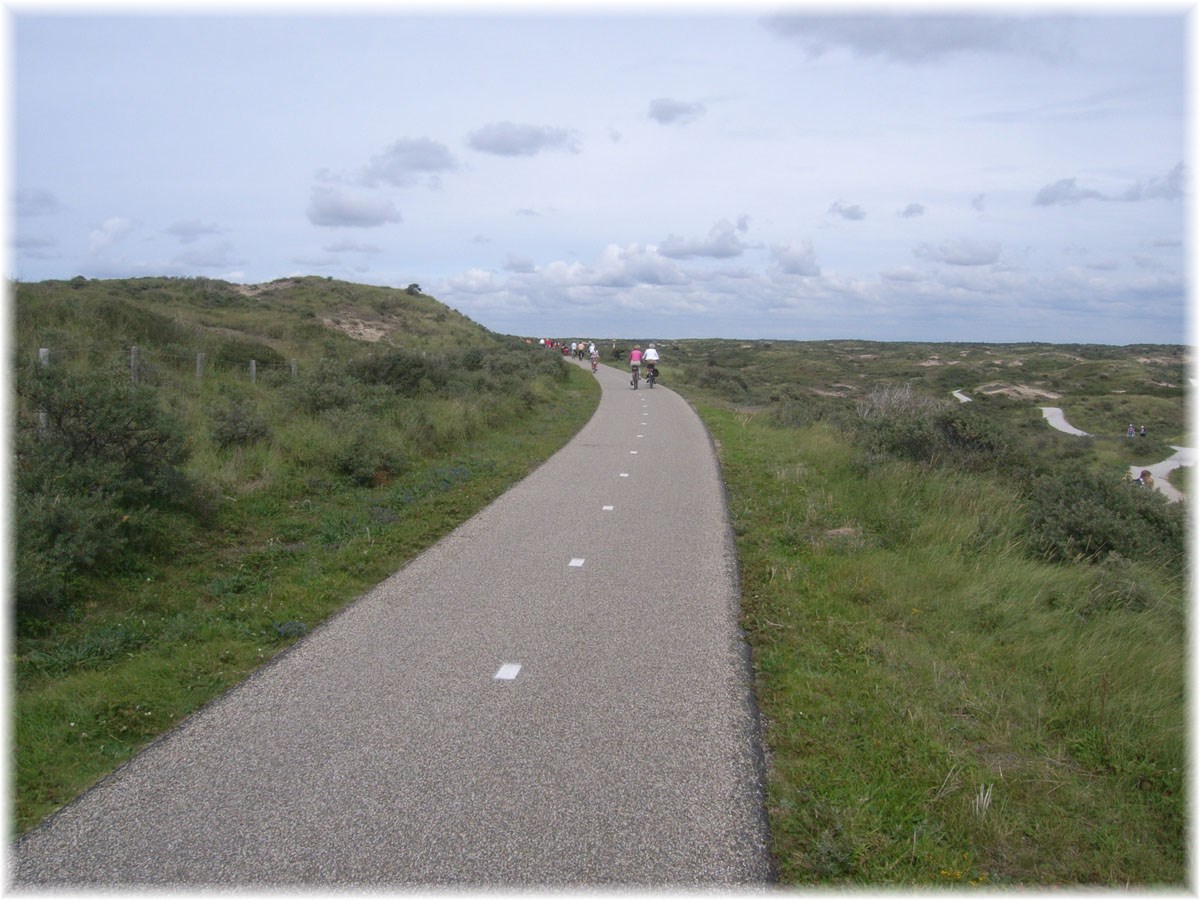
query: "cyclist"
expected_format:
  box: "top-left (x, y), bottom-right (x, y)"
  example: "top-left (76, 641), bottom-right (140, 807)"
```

top-left (589, 344), bottom-right (599, 373)
top-left (629, 344), bottom-right (643, 388)
top-left (643, 342), bottom-right (660, 386)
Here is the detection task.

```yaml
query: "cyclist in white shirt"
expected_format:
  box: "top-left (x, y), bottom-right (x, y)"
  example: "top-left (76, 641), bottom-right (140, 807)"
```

top-left (643, 343), bottom-right (660, 382)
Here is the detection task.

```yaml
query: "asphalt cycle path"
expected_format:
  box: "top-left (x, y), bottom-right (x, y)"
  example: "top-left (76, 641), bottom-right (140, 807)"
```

top-left (11, 357), bottom-right (773, 889)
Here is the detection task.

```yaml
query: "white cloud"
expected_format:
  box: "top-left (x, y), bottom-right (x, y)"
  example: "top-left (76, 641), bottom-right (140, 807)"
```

top-left (647, 98), bottom-right (706, 125)
top-left (771, 241), bottom-right (821, 276)
top-left (763, 14), bottom-right (1068, 64)
top-left (1034, 162), bottom-right (1185, 206)
top-left (467, 122), bottom-right (581, 157)
top-left (307, 186), bottom-right (401, 228)
top-left (914, 238), bottom-right (1002, 266)
top-left (829, 201), bottom-right (866, 221)
top-left (87, 217), bottom-right (135, 255)
top-left (659, 219), bottom-right (749, 259)
top-left (899, 203), bottom-right (926, 218)
top-left (361, 138), bottom-right (458, 188)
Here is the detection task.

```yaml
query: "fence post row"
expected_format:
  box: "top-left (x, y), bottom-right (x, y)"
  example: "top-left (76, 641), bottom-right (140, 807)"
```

top-left (34, 347), bottom-right (301, 386)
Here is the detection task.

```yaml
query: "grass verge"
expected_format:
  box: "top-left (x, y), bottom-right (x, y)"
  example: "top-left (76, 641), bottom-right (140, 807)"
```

top-left (696, 403), bottom-right (1185, 885)
top-left (13, 365), bottom-right (598, 835)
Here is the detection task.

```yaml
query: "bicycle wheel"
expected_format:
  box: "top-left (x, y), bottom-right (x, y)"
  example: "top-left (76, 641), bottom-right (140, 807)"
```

top-left (632, 368), bottom-right (639, 389)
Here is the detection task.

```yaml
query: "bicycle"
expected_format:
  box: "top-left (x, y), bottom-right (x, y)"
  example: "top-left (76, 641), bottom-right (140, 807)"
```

top-left (645, 364), bottom-right (657, 389)
top-left (630, 365), bottom-right (640, 390)
top-left (591, 355), bottom-right (599, 374)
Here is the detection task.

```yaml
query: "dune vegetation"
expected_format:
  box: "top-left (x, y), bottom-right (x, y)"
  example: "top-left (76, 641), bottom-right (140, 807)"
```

top-left (11, 276), bottom-right (598, 835)
top-left (649, 338), bottom-right (1188, 885)
top-left (12, 283), bottom-right (1189, 885)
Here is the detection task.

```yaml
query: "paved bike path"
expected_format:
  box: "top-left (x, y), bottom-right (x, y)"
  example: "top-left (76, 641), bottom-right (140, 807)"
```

top-left (11, 360), bottom-right (773, 888)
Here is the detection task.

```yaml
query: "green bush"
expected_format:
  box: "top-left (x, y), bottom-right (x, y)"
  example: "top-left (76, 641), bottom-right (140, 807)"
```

top-left (15, 367), bottom-right (196, 620)
top-left (347, 349), bottom-right (450, 396)
top-left (852, 385), bottom-right (1016, 472)
top-left (1026, 469), bottom-right (1186, 565)
top-left (210, 401), bottom-right (270, 449)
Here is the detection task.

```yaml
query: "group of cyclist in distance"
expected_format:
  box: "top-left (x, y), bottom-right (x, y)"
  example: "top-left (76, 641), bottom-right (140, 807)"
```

top-left (542, 339), bottom-right (661, 388)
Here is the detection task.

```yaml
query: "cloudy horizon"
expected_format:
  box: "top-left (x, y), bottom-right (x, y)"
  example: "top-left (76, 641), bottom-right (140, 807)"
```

top-left (10, 8), bottom-right (1190, 344)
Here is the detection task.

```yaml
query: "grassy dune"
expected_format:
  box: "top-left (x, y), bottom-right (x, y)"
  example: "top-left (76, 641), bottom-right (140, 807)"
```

top-left (657, 338), bottom-right (1187, 885)
top-left (12, 277), bottom-right (599, 834)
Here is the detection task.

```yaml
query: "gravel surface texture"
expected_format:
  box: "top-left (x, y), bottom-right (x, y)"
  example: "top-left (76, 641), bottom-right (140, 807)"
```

top-left (11, 359), bottom-right (774, 889)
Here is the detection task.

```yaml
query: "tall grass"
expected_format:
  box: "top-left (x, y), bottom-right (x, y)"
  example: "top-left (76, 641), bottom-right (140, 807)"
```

top-left (697, 405), bottom-right (1185, 884)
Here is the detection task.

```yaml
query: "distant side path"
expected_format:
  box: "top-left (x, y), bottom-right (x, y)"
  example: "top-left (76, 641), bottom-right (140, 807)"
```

top-left (953, 392), bottom-right (1190, 502)
top-left (11, 359), bottom-right (773, 888)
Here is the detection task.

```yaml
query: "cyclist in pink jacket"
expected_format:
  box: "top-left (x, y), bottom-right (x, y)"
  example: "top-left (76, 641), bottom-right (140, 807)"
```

top-left (629, 345), bottom-right (643, 388)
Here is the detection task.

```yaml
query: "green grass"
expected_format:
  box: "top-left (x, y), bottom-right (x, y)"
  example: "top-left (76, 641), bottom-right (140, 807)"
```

top-left (14, 366), bottom-right (597, 835)
top-left (691, 404), bottom-right (1185, 885)
top-left (12, 277), bottom-right (599, 835)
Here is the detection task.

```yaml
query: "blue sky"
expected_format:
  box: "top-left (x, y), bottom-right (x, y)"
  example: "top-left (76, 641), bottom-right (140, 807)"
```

top-left (7, 3), bottom-right (1192, 344)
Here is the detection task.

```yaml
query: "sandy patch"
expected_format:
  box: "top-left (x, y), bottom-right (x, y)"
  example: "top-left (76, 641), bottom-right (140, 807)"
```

top-left (322, 316), bottom-right (389, 342)
top-left (978, 382), bottom-right (1061, 401)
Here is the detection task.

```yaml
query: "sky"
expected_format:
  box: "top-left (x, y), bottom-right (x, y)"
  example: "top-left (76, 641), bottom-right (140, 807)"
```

top-left (6, 2), bottom-right (1193, 344)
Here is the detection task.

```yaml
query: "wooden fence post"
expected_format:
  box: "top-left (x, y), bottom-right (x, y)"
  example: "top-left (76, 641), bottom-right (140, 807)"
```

top-left (196, 353), bottom-right (206, 379)
top-left (130, 346), bottom-right (140, 385)
top-left (290, 359), bottom-right (297, 378)
top-left (249, 360), bottom-right (256, 385)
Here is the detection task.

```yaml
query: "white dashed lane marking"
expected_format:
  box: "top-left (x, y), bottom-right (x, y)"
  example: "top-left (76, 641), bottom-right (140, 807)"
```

top-left (494, 664), bottom-right (521, 681)
top-left (569, 558), bottom-right (585, 567)
top-left (602, 505), bottom-right (614, 511)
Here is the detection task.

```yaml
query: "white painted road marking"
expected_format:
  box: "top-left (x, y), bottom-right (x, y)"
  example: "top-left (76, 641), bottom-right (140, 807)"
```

top-left (494, 664), bottom-right (521, 680)
top-left (620, 473), bottom-right (629, 478)
top-left (569, 558), bottom-right (585, 567)
top-left (602, 505), bottom-right (614, 511)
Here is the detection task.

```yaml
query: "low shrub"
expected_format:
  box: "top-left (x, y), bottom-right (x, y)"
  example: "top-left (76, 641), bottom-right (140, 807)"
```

top-left (1025, 469), bottom-right (1186, 565)
top-left (210, 400), bottom-right (270, 449)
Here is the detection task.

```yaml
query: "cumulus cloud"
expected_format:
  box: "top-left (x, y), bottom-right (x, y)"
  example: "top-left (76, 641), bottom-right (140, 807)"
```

top-left (762, 13), bottom-right (1068, 64)
top-left (467, 122), bottom-right (581, 157)
top-left (829, 201), bottom-right (866, 221)
top-left (648, 98), bottom-right (707, 125)
top-left (914, 238), bottom-right (1001, 266)
top-left (1033, 177), bottom-right (1105, 206)
top-left (87, 217), bottom-right (135, 255)
top-left (1035, 162), bottom-right (1185, 206)
top-left (592, 243), bottom-right (687, 287)
top-left (165, 220), bottom-right (224, 243)
top-left (307, 186), bottom-right (401, 228)
top-left (1119, 161), bottom-right (1185, 201)
top-left (899, 203), bottom-right (926, 218)
top-left (361, 138), bottom-right (458, 187)
top-left (659, 218), bottom-right (750, 259)
top-left (15, 188), bottom-right (63, 217)
top-left (771, 241), bottom-right (821, 276)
